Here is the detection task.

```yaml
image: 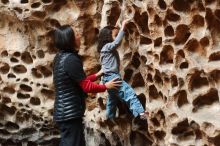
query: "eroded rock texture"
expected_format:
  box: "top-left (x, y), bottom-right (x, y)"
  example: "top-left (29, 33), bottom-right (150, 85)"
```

top-left (0, 0), bottom-right (220, 146)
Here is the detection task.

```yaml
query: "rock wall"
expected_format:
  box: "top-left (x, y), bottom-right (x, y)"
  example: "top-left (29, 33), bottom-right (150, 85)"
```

top-left (0, 0), bottom-right (220, 146)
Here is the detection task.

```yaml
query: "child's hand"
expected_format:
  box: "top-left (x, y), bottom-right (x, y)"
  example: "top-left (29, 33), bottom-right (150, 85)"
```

top-left (122, 19), bottom-right (130, 30)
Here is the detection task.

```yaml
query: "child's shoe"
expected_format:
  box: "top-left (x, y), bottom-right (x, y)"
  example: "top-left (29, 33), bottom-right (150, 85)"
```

top-left (139, 111), bottom-right (149, 120)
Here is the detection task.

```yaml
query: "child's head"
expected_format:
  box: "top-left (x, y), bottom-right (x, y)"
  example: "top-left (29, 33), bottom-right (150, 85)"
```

top-left (54, 25), bottom-right (81, 52)
top-left (97, 26), bottom-right (119, 53)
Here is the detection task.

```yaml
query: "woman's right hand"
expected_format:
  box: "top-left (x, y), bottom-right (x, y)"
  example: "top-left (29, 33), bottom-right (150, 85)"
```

top-left (105, 78), bottom-right (122, 89)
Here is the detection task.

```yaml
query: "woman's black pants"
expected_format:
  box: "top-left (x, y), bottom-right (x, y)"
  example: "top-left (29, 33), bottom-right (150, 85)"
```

top-left (57, 118), bottom-right (86, 146)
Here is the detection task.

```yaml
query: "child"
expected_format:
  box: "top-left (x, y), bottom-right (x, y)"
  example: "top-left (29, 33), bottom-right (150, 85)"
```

top-left (97, 20), bottom-right (148, 120)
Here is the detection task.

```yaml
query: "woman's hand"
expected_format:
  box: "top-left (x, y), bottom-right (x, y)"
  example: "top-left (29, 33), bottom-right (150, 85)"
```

top-left (105, 78), bottom-right (122, 89)
top-left (96, 69), bottom-right (103, 78)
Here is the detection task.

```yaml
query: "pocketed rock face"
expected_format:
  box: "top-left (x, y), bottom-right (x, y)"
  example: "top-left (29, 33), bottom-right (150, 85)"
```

top-left (0, 0), bottom-right (220, 146)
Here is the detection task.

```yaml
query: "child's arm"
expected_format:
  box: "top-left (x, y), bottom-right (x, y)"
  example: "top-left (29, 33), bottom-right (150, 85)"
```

top-left (102, 20), bottom-right (129, 52)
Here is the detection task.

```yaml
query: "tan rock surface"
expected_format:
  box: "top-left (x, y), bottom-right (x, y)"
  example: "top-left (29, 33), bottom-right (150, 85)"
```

top-left (0, 0), bottom-right (220, 145)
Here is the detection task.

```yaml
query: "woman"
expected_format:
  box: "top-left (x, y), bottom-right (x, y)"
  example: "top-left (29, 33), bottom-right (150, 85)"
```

top-left (53, 25), bottom-right (121, 146)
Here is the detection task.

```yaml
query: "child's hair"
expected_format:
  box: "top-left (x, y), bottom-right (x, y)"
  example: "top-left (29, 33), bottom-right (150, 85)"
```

top-left (97, 26), bottom-right (118, 53)
top-left (54, 25), bottom-right (76, 52)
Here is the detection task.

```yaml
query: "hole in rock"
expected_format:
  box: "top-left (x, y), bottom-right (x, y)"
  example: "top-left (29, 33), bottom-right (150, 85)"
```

top-left (0, 104), bottom-right (16, 115)
top-left (97, 97), bottom-right (105, 110)
top-left (13, 64), bottom-right (27, 74)
top-left (32, 11), bottom-right (46, 19)
top-left (1, 50), bottom-right (8, 57)
top-left (147, 74), bottom-right (153, 82)
top-left (20, 84), bottom-right (32, 92)
top-left (174, 90), bottom-right (188, 108)
top-left (0, 63), bottom-right (10, 74)
top-left (21, 51), bottom-right (33, 64)
top-left (166, 9), bottom-right (180, 22)
top-left (31, 68), bottom-right (42, 78)
top-left (151, 117), bottom-right (160, 127)
top-left (172, 0), bottom-right (190, 12)
top-left (211, 133), bottom-right (220, 146)
top-left (159, 45), bottom-right (174, 64)
top-left (126, 22), bottom-right (138, 34)
top-left (20, 128), bottom-right (37, 135)
top-left (154, 130), bottom-right (166, 139)
top-left (1, 0), bottom-right (9, 4)
top-left (10, 57), bottom-right (19, 63)
top-left (100, 133), bottom-right (111, 146)
top-left (155, 14), bottom-right (162, 26)
top-left (37, 50), bottom-right (45, 58)
top-left (124, 68), bottom-right (133, 82)
top-left (156, 110), bottom-right (165, 123)
top-left (3, 86), bottom-right (15, 94)
top-left (37, 65), bottom-right (52, 77)
top-left (185, 38), bottom-right (205, 55)
top-left (140, 36), bottom-right (152, 45)
top-left (205, 0), bottom-right (216, 5)
top-left (14, 51), bottom-right (21, 57)
top-left (149, 85), bottom-right (159, 99)
top-left (41, 88), bottom-right (54, 98)
top-left (154, 37), bottom-right (162, 47)
top-left (17, 92), bottom-right (30, 99)
top-left (131, 52), bottom-right (141, 68)
top-left (209, 69), bottom-right (220, 84)
top-left (5, 121), bottom-right (19, 131)
top-left (134, 11), bottom-right (149, 34)
top-left (158, 0), bottom-right (167, 10)
top-left (30, 97), bottom-right (41, 105)
top-left (7, 73), bottom-right (16, 78)
top-left (171, 75), bottom-right (178, 87)
top-left (180, 62), bottom-right (189, 69)
top-left (200, 37), bottom-right (209, 47)
top-left (154, 70), bottom-right (163, 87)
top-left (165, 25), bottom-right (174, 37)
top-left (107, 2), bottom-right (121, 26)
top-left (137, 93), bottom-right (146, 110)
top-left (175, 50), bottom-right (185, 66)
top-left (130, 131), bottom-right (153, 146)
top-left (14, 7), bottom-right (23, 13)
top-left (174, 24), bottom-right (191, 45)
top-left (22, 78), bottom-right (29, 82)
top-left (2, 96), bottom-right (11, 104)
top-left (215, 9), bottom-right (220, 20)
top-left (0, 129), bottom-right (10, 136)
top-left (209, 52), bottom-right (220, 61)
top-left (132, 72), bottom-right (145, 88)
top-left (140, 55), bottom-right (147, 63)
top-left (42, 0), bottom-right (52, 3)
top-left (31, 2), bottom-right (41, 8)
top-left (172, 119), bottom-right (190, 135)
top-left (189, 71), bottom-right (209, 91)
top-left (20, 0), bottom-right (28, 3)
top-left (193, 88), bottom-right (219, 109)
top-left (191, 15), bottom-right (205, 27)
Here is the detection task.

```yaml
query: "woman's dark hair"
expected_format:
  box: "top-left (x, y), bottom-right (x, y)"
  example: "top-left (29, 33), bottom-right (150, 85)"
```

top-left (54, 25), bottom-right (75, 52)
top-left (97, 26), bottom-right (117, 53)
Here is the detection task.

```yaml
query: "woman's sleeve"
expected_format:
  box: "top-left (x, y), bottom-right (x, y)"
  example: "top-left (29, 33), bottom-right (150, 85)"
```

top-left (79, 79), bottom-right (106, 93)
top-left (85, 74), bottom-right (97, 82)
top-left (64, 55), bottom-right (106, 93)
top-left (101, 29), bottom-right (125, 52)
